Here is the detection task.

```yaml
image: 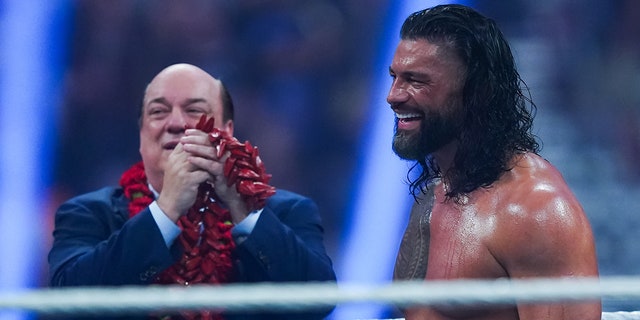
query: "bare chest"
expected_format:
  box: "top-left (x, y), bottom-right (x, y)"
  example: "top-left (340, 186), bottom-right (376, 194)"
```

top-left (426, 200), bottom-right (507, 280)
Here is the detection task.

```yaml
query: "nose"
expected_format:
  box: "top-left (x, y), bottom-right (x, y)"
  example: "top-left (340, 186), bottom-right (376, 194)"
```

top-left (166, 108), bottom-right (188, 133)
top-left (386, 78), bottom-right (409, 105)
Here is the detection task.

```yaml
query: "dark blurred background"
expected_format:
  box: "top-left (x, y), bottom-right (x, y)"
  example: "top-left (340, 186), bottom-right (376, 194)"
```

top-left (1, 0), bottom-right (639, 319)
top-left (51, 0), bottom-right (386, 264)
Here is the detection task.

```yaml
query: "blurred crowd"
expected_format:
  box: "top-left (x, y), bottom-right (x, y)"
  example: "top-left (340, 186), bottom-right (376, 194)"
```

top-left (477, 0), bottom-right (640, 176)
top-left (480, 0), bottom-right (640, 310)
top-left (51, 1), bottom-right (640, 310)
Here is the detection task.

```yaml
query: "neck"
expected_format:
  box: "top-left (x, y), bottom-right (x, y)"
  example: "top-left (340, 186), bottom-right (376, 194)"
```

top-left (148, 183), bottom-right (160, 198)
top-left (145, 169), bottom-right (163, 194)
top-left (432, 140), bottom-right (459, 179)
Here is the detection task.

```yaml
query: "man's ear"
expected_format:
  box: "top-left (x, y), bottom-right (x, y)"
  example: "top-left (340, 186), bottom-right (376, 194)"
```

top-left (224, 119), bottom-right (234, 136)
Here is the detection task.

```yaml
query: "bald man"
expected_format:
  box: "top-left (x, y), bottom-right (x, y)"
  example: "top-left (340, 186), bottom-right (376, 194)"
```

top-left (49, 64), bottom-right (336, 320)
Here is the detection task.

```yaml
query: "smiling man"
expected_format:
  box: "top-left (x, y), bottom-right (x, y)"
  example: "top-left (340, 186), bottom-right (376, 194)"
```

top-left (389, 5), bottom-right (601, 320)
top-left (48, 63), bottom-right (336, 320)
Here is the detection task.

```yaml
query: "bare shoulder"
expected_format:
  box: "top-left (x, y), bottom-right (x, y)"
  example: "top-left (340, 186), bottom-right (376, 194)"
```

top-left (503, 153), bottom-right (584, 222)
top-left (489, 153), bottom-right (598, 277)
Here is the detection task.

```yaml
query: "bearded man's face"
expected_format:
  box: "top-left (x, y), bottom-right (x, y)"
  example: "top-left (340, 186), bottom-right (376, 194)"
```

top-left (387, 39), bottom-right (466, 160)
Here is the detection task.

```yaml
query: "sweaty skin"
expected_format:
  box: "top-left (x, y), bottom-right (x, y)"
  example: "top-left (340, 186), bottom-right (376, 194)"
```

top-left (402, 153), bottom-right (600, 320)
top-left (389, 36), bottom-right (600, 320)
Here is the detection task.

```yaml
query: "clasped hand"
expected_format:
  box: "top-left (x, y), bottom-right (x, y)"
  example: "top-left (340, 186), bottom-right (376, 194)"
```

top-left (157, 129), bottom-right (249, 224)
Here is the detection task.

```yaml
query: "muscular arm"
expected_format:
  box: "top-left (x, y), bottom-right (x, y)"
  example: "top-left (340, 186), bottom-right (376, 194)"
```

top-left (494, 178), bottom-right (601, 319)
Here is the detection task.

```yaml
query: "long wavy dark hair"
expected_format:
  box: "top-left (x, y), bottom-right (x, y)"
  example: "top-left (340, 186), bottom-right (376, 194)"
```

top-left (401, 4), bottom-right (540, 201)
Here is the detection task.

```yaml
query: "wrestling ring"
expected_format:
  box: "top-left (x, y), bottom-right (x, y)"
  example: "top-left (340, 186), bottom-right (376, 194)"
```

top-left (1, 276), bottom-right (639, 319)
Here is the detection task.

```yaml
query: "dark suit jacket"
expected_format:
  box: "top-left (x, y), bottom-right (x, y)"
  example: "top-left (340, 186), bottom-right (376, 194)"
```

top-left (48, 187), bottom-right (336, 320)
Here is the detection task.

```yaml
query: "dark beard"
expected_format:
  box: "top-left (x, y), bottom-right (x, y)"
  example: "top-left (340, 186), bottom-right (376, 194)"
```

top-left (392, 109), bottom-right (461, 161)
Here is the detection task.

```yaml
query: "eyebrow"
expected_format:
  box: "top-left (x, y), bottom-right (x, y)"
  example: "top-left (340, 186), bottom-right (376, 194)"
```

top-left (183, 98), bottom-right (208, 105)
top-left (147, 97), bottom-right (208, 106)
top-left (147, 97), bottom-right (169, 106)
top-left (389, 65), bottom-right (425, 76)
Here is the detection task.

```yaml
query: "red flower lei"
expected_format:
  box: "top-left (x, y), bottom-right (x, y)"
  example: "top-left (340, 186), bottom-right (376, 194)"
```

top-left (119, 115), bottom-right (275, 320)
top-left (120, 161), bottom-right (234, 320)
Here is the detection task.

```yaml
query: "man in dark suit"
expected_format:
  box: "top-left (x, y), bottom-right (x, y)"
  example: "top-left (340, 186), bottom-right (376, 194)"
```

top-left (48, 63), bottom-right (336, 320)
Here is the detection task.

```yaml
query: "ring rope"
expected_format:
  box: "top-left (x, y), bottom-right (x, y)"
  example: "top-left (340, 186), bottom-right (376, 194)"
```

top-left (1, 276), bottom-right (639, 315)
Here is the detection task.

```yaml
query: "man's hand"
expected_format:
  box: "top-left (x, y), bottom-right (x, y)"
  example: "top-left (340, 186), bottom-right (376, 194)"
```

top-left (156, 142), bottom-right (212, 222)
top-left (180, 129), bottom-right (251, 224)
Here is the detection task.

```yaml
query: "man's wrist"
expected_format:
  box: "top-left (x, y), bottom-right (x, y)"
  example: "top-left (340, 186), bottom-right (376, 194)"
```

top-left (226, 200), bottom-right (252, 224)
top-left (155, 195), bottom-right (181, 222)
top-left (149, 201), bottom-right (181, 247)
top-left (231, 208), bottom-right (263, 244)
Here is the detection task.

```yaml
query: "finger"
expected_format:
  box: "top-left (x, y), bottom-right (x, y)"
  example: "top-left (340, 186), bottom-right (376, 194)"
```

top-left (183, 143), bottom-right (219, 160)
top-left (181, 133), bottom-right (210, 146)
top-left (185, 128), bottom-right (207, 136)
top-left (191, 169), bottom-right (214, 185)
top-left (167, 145), bottom-right (206, 175)
top-left (169, 143), bottom-right (198, 166)
top-left (170, 141), bottom-right (189, 156)
top-left (188, 156), bottom-right (224, 176)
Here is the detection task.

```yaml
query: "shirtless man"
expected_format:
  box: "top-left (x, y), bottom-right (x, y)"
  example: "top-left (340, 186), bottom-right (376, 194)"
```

top-left (389, 5), bottom-right (601, 320)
